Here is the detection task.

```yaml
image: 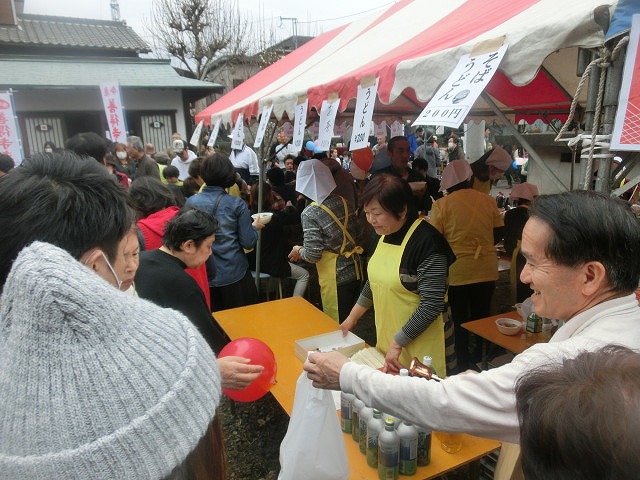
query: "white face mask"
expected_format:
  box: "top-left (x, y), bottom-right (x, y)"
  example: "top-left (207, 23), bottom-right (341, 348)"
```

top-left (44, 147), bottom-right (53, 153)
top-left (116, 151), bottom-right (127, 160)
top-left (83, 250), bottom-right (123, 290)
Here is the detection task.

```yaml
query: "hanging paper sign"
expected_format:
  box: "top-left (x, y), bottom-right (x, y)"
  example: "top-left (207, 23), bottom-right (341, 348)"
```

top-left (612, 14), bottom-right (640, 150)
top-left (309, 121), bottom-right (319, 139)
top-left (0, 91), bottom-right (24, 165)
top-left (100, 82), bottom-right (127, 143)
top-left (231, 113), bottom-right (244, 150)
top-left (282, 121), bottom-right (294, 137)
top-left (292, 96), bottom-right (308, 151)
top-left (189, 120), bottom-right (204, 147)
top-left (253, 103), bottom-right (274, 148)
top-left (317, 96), bottom-right (340, 151)
top-left (350, 76), bottom-right (379, 150)
top-left (207, 117), bottom-right (222, 147)
top-left (374, 121), bottom-right (388, 137)
top-left (414, 43), bottom-right (508, 128)
top-left (390, 120), bottom-right (404, 137)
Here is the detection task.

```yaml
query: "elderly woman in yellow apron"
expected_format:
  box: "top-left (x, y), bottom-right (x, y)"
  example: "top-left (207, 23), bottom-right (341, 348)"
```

top-left (340, 174), bottom-right (455, 376)
top-left (429, 160), bottom-right (504, 371)
top-left (289, 159), bottom-right (362, 322)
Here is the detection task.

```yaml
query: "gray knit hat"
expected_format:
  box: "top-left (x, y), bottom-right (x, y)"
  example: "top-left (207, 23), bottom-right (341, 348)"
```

top-left (0, 242), bottom-right (221, 479)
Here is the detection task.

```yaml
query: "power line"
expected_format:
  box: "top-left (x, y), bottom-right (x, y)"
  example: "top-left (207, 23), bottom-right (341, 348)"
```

top-left (296, 2), bottom-right (396, 24)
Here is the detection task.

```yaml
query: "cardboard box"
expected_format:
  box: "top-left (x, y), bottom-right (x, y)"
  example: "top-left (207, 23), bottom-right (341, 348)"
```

top-left (294, 331), bottom-right (365, 361)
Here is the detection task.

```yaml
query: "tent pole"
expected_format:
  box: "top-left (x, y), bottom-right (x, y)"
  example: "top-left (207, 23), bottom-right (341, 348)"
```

top-left (255, 144), bottom-right (265, 295)
top-left (480, 92), bottom-right (568, 192)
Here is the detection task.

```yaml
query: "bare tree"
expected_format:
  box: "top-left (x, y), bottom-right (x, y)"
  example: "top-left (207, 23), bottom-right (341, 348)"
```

top-left (147, 0), bottom-right (252, 81)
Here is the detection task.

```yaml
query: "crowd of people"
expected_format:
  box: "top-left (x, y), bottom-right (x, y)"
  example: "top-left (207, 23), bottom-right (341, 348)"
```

top-left (1, 122), bottom-right (639, 479)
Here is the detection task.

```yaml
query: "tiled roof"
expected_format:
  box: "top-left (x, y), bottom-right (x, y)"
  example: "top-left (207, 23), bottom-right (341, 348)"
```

top-left (0, 55), bottom-right (222, 91)
top-left (0, 14), bottom-right (150, 52)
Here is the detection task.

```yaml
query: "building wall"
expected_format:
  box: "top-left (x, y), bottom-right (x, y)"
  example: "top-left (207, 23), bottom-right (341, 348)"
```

top-left (12, 87), bottom-right (189, 154)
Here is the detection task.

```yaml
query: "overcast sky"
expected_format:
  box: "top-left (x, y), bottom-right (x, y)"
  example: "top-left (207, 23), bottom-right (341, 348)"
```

top-left (24, 0), bottom-right (396, 44)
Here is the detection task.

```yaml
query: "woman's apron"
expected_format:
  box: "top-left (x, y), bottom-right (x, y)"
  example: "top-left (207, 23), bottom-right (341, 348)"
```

top-left (369, 218), bottom-right (446, 375)
top-left (313, 197), bottom-right (363, 322)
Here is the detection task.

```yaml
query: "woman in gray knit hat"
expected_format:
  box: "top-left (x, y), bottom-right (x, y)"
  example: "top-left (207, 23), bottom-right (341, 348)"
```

top-left (0, 151), bottom-right (226, 479)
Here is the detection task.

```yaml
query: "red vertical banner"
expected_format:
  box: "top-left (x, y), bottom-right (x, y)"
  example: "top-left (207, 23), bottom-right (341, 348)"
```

top-left (612, 14), bottom-right (640, 151)
top-left (0, 91), bottom-right (24, 165)
top-left (100, 82), bottom-right (127, 144)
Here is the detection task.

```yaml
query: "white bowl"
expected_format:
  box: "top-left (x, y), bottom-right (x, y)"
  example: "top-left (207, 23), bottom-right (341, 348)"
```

top-left (251, 212), bottom-right (273, 224)
top-left (495, 318), bottom-right (522, 336)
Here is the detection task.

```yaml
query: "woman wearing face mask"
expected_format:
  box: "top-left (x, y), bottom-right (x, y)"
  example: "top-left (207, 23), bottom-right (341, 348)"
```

top-left (113, 142), bottom-right (135, 178)
top-left (43, 141), bottom-right (56, 154)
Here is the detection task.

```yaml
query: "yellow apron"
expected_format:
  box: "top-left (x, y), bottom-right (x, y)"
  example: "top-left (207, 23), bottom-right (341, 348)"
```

top-left (369, 218), bottom-right (446, 375)
top-left (313, 197), bottom-right (363, 322)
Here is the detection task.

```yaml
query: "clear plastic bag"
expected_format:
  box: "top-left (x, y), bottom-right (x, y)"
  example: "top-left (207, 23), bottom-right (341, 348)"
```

top-left (278, 372), bottom-right (349, 480)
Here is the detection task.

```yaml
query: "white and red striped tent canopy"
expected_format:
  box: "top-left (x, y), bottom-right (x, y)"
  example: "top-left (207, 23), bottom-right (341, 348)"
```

top-left (195, 0), bottom-right (617, 126)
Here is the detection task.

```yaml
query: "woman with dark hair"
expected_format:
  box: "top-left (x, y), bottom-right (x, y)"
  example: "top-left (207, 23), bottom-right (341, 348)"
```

top-left (429, 160), bottom-right (504, 370)
top-left (129, 176), bottom-right (212, 309)
top-left (186, 152), bottom-right (263, 311)
top-left (112, 142), bottom-right (136, 178)
top-left (340, 174), bottom-right (456, 375)
top-left (248, 183), bottom-right (308, 297)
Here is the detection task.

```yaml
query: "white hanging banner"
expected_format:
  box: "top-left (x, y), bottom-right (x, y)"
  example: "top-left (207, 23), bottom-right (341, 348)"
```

top-left (0, 91), bottom-right (24, 165)
top-left (253, 103), bottom-right (274, 148)
top-left (189, 120), bottom-right (204, 147)
top-left (292, 96), bottom-right (308, 151)
top-left (390, 120), bottom-right (404, 138)
top-left (231, 113), bottom-right (244, 150)
top-left (350, 76), bottom-right (379, 150)
top-left (414, 42), bottom-right (508, 128)
top-left (317, 95), bottom-right (340, 151)
top-left (207, 117), bottom-right (222, 147)
top-left (611, 14), bottom-right (640, 150)
top-left (100, 82), bottom-right (127, 144)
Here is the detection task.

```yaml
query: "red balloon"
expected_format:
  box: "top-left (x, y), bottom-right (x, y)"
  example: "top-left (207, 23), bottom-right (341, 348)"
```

top-left (351, 147), bottom-right (374, 172)
top-left (218, 337), bottom-right (277, 402)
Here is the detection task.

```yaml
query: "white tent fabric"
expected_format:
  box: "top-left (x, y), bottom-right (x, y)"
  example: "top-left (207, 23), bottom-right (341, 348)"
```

top-left (196, 0), bottom-right (616, 125)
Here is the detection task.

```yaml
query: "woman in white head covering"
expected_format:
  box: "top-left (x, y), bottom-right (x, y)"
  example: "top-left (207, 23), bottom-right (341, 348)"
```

top-left (288, 159), bottom-right (363, 322)
top-left (429, 160), bottom-right (505, 371)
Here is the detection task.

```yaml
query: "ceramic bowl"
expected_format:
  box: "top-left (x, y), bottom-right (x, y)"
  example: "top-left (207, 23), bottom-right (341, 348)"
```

top-left (251, 212), bottom-right (273, 224)
top-left (495, 318), bottom-right (522, 336)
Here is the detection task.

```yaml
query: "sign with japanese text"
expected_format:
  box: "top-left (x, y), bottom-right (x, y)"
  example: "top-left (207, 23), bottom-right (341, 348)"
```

top-left (282, 121), bottom-right (294, 137)
top-left (253, 104), bottom-right (274, 148)
top-left (207, 117), bottom-right (222, 147)
top-left (350, 77), bottom-right (379, 150)
top-left (0, 91), bottom-right (23, 165)
top-left (414, 44), bottom-right (508, 128)
top-left (231, 113), bottom-right (244, 150)
top-left (292, 97), bottom-right (308, 151)
top-left (317, 97), bottom-right (340, 151)
top-left (190, 120), bottom-right (204, 147)
top-left (100, 82), bottom-right (127, 143)
top-left (612, 14), bottom-right (640, 150)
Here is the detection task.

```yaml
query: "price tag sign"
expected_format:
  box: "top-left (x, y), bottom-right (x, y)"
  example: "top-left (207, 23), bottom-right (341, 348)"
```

top-left (350, 77), bottom-right (379, 150)
top-left (253, 103), bottom-right (274, 148)
top-left (390, 120), bottom-right (404, 138)
top-left (414, 44), bottom-right (508, 128)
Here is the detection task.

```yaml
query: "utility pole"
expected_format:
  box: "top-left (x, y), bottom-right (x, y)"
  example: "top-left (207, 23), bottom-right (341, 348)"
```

top-left (110, 0), bottom-right (121, 22)
top-left (279, 17), bottom-right (299, 49)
